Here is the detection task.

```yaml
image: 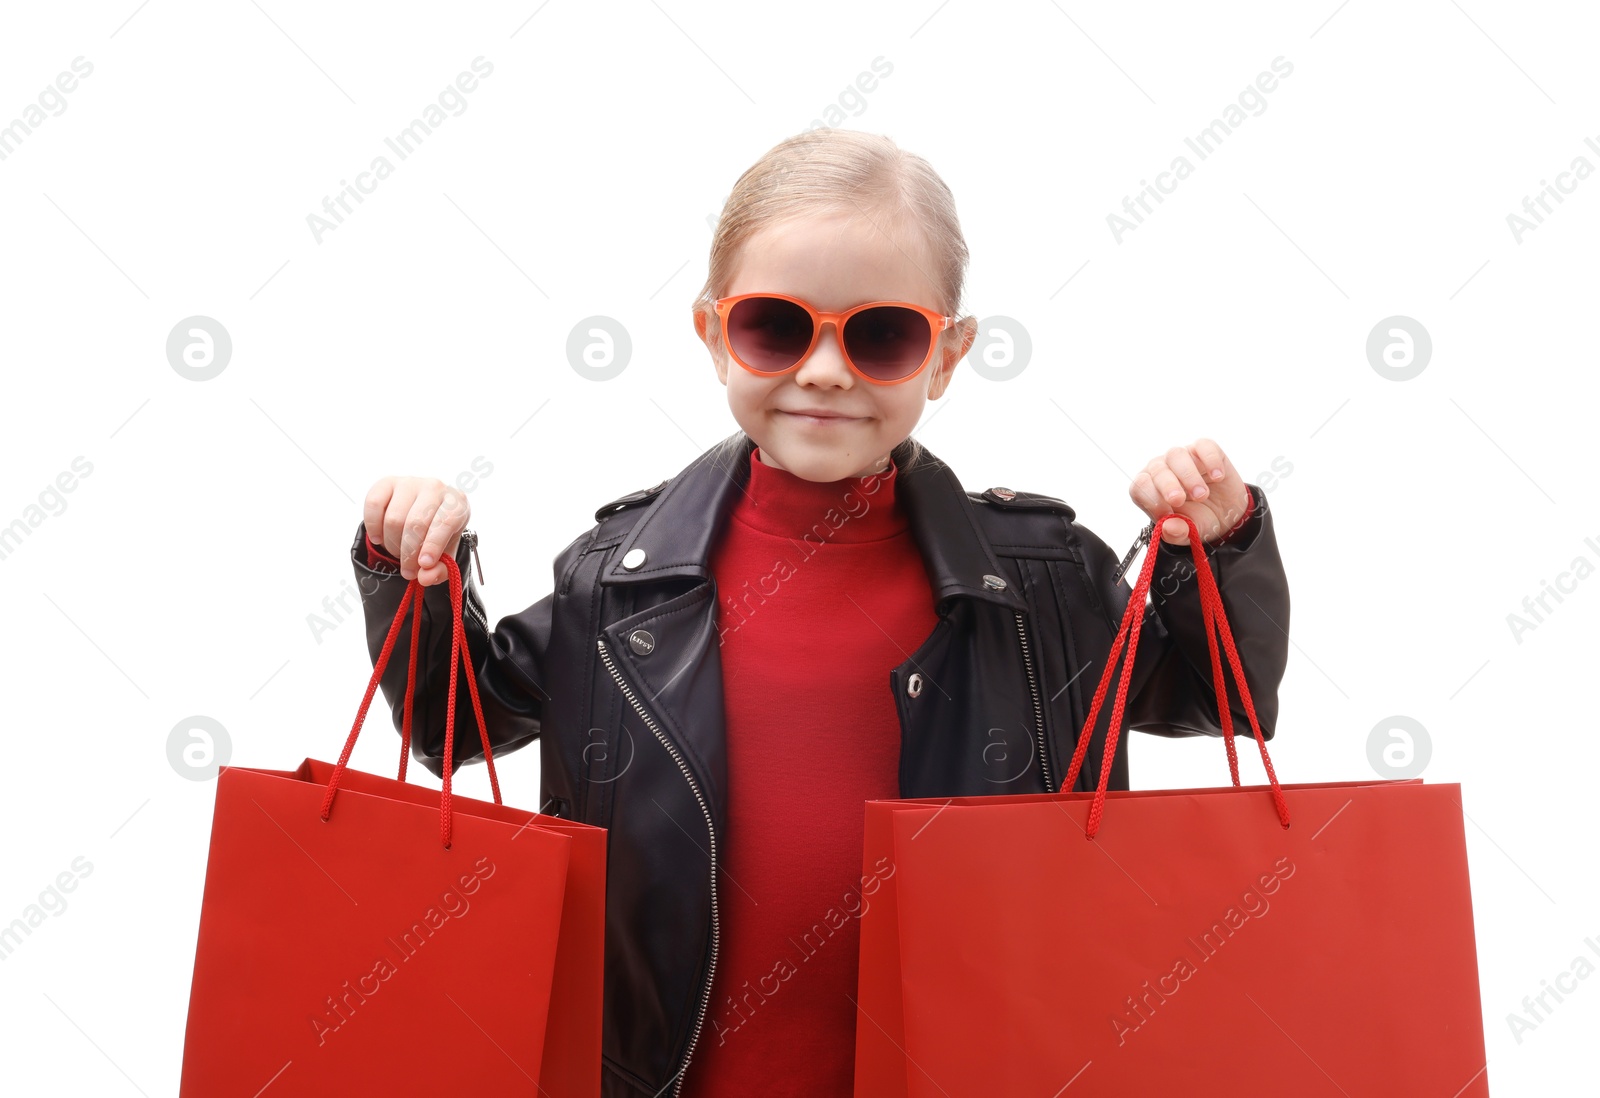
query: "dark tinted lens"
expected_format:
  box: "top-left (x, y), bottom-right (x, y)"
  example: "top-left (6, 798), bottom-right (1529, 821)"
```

top-left (726, 297), bottom-right (814, 372)
top-left (843, 306), bottom-right (932, 380)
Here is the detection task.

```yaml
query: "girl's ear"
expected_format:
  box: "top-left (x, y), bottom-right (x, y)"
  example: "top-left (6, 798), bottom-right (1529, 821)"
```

top-left (927, 317), bottom-right (977, 400)
top-left (693, 306), bottom-right (730, 385)
top-left (952, 315), bottom-right (979, 362)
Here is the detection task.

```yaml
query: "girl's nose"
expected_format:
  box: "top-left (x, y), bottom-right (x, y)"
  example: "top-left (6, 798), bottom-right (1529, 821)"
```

top-left (792, 321), bottom-right (854, 386)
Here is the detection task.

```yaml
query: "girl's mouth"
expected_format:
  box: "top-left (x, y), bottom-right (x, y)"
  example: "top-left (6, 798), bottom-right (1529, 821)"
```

top-left (779, 410), bottom-right (863, 426)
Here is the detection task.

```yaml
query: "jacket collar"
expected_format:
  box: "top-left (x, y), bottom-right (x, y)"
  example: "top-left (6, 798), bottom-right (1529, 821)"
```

top-left (600, 433), bottom-right (1027, 615)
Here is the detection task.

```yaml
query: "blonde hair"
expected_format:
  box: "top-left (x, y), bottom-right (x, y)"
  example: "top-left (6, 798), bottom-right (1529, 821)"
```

top-left (696, 130), bottom-right (973, 476)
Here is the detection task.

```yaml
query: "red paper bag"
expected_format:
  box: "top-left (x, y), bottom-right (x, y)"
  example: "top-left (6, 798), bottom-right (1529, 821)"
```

top-left (853, 515), bottom-right (1489, 1097)
top-left (180, 554), bottom-right (604, 1096)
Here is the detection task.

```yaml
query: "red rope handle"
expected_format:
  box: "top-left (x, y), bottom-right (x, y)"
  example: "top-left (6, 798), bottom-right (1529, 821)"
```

top-left (1059, 512), bottom-right (1290, 838)
top-left (319, 552), bottom-right (503, 848)
top-left (439, 550), bottom-right (504, 847)
top-left (398, 587), bottom-right (423, 784)
top-left (454, 561), bottom-right (503, 808)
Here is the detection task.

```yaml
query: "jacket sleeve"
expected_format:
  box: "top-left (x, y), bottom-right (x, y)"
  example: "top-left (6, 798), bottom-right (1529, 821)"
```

top-left (349, 523), bottom-right (553, 779)
top-left (1077, 484), bottom-right (1290, 742)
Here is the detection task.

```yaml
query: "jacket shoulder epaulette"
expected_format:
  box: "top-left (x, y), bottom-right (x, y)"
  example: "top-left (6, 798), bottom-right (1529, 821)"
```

top-left (593, 478), bottom-right (669, 523)
top-left (971, 485), bottom-right (1077, 521)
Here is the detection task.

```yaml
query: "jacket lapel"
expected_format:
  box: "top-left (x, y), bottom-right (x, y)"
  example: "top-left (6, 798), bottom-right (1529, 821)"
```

top-left (594, 432), bottom-right (1030, 807)
top-left (599, 432), bottom-right (1029, 615)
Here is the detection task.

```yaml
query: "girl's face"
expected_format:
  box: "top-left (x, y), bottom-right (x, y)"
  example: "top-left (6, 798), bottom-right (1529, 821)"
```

top-left (696, 209), bottom-right (977, 482)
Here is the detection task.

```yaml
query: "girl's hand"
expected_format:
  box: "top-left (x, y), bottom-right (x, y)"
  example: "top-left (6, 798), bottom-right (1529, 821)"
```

top-left (1129, 439), bottom-right (1253, 547)
top-left (363, 476), bottom-right (469, 586)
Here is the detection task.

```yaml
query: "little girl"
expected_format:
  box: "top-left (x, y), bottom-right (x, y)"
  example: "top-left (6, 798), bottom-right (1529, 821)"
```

top-left (353, 129), bottom-right (1289, 1098)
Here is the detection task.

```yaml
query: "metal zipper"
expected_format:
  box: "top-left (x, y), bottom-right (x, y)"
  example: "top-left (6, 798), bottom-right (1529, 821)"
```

top-left (460, 530), bottom-right (489, 635)
top-left (1111, 520), bottom-right (1155, 587)
top-left (596, 636), bottom-right (718, 1098)
top-left (1012, 612), bottom-right (1052, 792)
top-left (462, 528), bottom-right (485, 585)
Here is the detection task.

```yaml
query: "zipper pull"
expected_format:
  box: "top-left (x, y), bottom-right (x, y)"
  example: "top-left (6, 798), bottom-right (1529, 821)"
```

top-left (464, 529), bottom-right (485, 585)
top-left (1111, 520), bottom-right (1155, 587)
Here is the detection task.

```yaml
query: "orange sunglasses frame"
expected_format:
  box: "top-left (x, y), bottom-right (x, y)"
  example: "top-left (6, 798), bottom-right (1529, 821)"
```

top-left (713, 292), bottom-right (957, 386)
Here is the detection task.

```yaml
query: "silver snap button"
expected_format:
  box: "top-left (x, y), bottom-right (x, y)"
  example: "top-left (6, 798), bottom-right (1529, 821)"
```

top-left (991, 487), bottom-right (1016, 500)
top-left (628, 628), bottom-right (655, 656)
top-left (621, 547), bottom-right (647, 570)
top-left (982, 574), bottom-right (1007, 591)
top-left (906, 672), bottom-right (924, 698)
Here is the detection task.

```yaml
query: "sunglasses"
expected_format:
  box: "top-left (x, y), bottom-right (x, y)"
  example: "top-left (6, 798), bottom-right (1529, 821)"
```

top-left (713, 292), bottom-right (956, 385)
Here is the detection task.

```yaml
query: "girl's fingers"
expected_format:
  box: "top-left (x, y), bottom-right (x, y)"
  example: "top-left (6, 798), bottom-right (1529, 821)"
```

top-left (1148, 462), bottom-right (1187, 509)
top-left (384, 483), bottom-right (421, 573)
top-left (363, 480), bottom-right (395, 551)
top-left (1191, 438), bottom-right (1228, 481)
top-left (1133, 442), bottom-right (1243, 542)
top-left (400, 486), bottom-right (448, 581)
top-left (417, 489), bottom-right (468, 574)
top-left (1166, 446), bottom-right (1209, 501)
top-left (1130, 470), bottom-right (1166, 513)
top-left (358, 478), bottom-right (471, 585)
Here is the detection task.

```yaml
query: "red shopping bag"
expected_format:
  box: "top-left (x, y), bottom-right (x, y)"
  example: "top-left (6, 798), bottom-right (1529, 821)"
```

top-left (853, 515), bottom-right (1490, 1097)
top-left (180, 554), bottom-right (604, 1097)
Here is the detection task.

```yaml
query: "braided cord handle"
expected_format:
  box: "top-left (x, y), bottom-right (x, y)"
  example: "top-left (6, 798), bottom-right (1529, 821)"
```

top-left (318, 552), bottom-right (503, 848)
top-left (1059, 512), bottom-right (1290, 838)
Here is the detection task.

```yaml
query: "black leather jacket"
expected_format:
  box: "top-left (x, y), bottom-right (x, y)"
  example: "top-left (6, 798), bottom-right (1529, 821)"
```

top-left (351, 432), bottom-right (1290, 1097)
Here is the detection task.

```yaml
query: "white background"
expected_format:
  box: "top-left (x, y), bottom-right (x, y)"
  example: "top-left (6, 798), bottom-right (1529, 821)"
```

top-left (0, 1), bottom-right (1594, 1093)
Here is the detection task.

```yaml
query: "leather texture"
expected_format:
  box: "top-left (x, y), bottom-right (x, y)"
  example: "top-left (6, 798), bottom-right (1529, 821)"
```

top-left (350, 431), bottom-right (1290, 1097)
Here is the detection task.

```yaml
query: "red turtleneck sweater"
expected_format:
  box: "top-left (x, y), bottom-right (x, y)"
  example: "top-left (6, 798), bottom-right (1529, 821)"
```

top-left (681, 448), bottom-right (937, 1096)
top-left (362, 448), bottom-right (938, 1095)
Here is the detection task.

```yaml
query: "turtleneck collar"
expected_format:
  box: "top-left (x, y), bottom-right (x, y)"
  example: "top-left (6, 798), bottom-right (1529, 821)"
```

top-left (732, 447), bottom-right (908, 542)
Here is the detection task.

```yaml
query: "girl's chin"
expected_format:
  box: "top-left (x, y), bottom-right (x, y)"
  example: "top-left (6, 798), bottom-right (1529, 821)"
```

top-left (756, 444), bottom-right (889, 481)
